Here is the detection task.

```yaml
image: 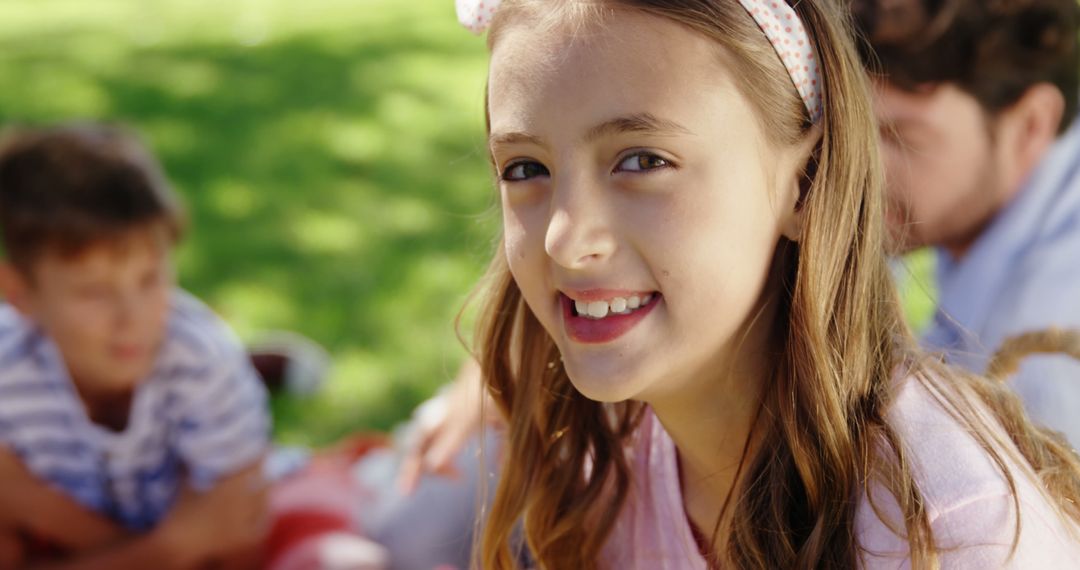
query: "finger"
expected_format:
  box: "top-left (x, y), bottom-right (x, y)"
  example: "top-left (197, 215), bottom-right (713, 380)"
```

top-left (396, 451), bottom-right (423, 495)
top-left (430, 461), bottom-right (462, 481)
top-left (425, 426), bottom-right (471, 475)
top-left (421, 448), bottom-right (463, 483)
top-left (397, 425), bottom-right (441, 493)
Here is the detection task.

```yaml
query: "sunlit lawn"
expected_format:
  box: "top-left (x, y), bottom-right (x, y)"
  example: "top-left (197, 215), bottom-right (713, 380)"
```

top-left (0, 0), bottom-right (495, 445)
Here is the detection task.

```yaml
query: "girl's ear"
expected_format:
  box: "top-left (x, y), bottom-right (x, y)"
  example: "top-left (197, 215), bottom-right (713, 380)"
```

top-left (780, 124), bottom-right (823, 242)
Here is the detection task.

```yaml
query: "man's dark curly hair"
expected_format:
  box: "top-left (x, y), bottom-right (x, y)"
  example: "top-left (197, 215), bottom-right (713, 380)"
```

top-left (852, 0), bottom-right (1080, 132)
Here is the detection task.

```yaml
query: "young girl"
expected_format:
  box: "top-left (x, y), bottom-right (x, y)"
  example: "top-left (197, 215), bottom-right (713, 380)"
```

top-left (457, 0), bottom-right (1080, 567)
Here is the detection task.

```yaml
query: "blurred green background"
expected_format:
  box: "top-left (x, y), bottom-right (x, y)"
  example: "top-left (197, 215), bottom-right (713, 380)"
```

top-left (0, 0), bottom-right (937, 447)
top-left (0, 0), bottom-right (495, 445)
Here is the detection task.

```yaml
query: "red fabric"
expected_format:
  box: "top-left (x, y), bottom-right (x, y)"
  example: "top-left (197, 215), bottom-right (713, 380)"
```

top-left (263, 434), bottom-right (388, 568)
top-left (264, 510), bottom-right (351, 568)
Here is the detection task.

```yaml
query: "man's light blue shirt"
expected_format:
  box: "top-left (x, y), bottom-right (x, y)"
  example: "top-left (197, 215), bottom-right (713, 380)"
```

top-left (923, 120), bottom-right (1080, 446)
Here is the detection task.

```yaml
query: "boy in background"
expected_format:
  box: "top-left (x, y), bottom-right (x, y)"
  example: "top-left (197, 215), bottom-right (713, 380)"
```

top-left (0, 124), bottom-right (270, 569)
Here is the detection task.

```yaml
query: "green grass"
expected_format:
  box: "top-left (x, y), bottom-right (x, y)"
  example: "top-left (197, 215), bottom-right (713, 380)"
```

top-left (0, 0), bottom-right (496, 445)
top-left (897, 249), bottom-right (938, 335)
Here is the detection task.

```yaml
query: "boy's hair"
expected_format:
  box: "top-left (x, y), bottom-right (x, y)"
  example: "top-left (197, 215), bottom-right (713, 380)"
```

top-left (852, 0), bottom-right (1080, 132)
top-left (0, 124), bottom-right (185, 274)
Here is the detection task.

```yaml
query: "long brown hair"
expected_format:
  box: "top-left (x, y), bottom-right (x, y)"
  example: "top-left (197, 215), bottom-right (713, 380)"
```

top-left (469, 1), bottom-right (1080, 568)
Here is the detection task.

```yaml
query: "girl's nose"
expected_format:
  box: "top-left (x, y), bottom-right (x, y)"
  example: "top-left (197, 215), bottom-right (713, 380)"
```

top-left (543, 176), bottom-right (617, 269)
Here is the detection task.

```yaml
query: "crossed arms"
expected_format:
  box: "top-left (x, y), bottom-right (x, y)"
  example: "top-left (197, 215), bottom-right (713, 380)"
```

top-left (0, 447), bottom-right (266, 570)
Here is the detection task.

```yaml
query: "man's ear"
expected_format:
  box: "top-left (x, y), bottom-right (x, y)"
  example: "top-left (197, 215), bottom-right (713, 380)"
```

top-left (780, 124), bottom-right (823, 242)
top-left (0, 262), bottom-right (34, 316)
top-left (993, 83), bottom-right (1065, 193)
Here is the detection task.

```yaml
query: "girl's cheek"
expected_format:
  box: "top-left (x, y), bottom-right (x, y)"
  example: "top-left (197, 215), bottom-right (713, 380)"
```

top-left (504, 195), bottom-right (551, 246)
top-left (503, 218), bottom-right (533, 277)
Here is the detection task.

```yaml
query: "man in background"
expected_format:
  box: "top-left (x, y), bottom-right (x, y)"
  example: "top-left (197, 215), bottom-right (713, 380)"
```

top-left (852, 0), bottom-right (1080, 443)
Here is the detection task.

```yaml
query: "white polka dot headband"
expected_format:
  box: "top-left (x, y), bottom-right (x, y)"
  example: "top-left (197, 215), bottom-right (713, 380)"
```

top-left (456, 0), bottom-right (824, 122)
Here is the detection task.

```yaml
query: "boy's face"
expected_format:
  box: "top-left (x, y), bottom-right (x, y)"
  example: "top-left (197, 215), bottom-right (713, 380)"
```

top-left (12, 229), bottom-right (174, 394)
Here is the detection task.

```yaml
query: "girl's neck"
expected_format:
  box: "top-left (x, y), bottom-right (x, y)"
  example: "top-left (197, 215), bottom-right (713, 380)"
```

top-left (651, 365), bottom-right (765, 547)
top-left (648, 293), bottom-right (777, 556)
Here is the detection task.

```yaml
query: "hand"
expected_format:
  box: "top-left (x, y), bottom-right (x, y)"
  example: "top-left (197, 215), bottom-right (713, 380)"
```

top-left (396, 358), bottom-right (498, 494)
top-left (156, 462), bottom-right (269, 569)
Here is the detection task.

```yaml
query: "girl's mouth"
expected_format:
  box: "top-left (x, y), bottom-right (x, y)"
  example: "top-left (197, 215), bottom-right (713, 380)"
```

top-left (570, 293), bottom-right (654, 320)
top-left (561, 292), bottom-right (660, 344)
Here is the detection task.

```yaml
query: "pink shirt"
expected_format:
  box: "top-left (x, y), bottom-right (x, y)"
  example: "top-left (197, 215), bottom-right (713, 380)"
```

top-left (601, 375), bottom-right (1080, 568)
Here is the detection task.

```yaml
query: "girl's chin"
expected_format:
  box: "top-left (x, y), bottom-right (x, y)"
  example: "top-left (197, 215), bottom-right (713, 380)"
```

top-left (562, 362), bottom-right (647, 404)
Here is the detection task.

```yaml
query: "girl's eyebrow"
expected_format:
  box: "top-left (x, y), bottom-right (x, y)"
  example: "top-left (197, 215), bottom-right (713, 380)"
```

top-left (489, 113), bottom-right (693, 151)
top-left (489, 131), bottom-right (544, 150)
top-left (585, 113), bottom-right (692, 141)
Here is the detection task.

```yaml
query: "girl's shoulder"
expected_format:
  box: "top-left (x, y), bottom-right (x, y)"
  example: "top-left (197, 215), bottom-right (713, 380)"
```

top-left (856, 372), bottom-right (1080, 567)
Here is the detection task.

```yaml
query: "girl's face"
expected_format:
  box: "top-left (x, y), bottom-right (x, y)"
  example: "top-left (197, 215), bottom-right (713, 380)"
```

top-left (488, 9), bottom-right (809, 404)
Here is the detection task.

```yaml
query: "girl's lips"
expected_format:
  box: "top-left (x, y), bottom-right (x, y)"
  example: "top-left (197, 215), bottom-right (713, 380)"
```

top-left (561, 292), bottom-right (660, 344)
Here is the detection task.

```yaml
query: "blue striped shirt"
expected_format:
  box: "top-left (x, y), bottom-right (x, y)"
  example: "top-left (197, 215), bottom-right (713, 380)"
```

top-left (0, 290), bottom-right (270, 531)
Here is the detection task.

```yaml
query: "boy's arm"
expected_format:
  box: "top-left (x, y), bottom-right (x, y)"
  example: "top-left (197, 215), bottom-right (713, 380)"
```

top-left (23, 532), bottom-right (177, 570)
top-left (24, 460), bottom-right (268, 570)
top-left (0, 447), bottom-right (125, 553)
top-left (0, 529), bottom-right (25, 570)
top-left (159, 460), bottom-right (268, 569)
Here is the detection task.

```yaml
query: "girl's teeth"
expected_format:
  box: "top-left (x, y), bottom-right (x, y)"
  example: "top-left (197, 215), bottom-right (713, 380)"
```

top-left (572, 294), bottom-right (656, 319)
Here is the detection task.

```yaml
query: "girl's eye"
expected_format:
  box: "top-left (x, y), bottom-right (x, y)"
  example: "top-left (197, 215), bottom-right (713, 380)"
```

top-left (616, 152), bottom-right (670, 173)
top-left (501, 161), bottom-right (550, 182)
